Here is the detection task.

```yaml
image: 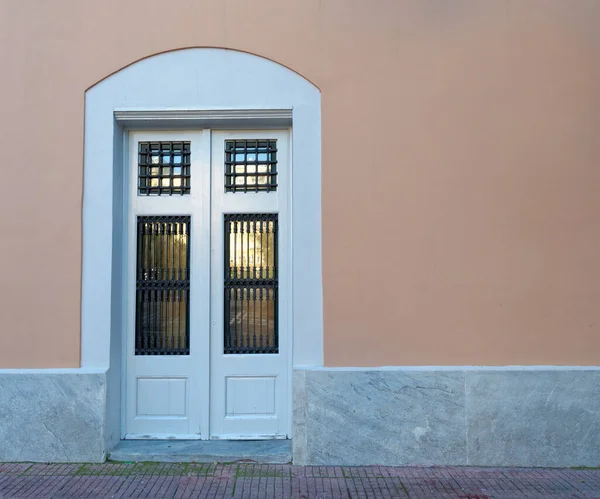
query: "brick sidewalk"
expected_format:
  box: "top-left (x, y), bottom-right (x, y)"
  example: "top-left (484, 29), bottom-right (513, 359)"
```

top-left (0, 462), bottom-right (599, 498)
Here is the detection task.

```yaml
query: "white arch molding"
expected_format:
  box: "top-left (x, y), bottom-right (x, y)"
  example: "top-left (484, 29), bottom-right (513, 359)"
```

top-left (81, 48), bottom-right (323, 446)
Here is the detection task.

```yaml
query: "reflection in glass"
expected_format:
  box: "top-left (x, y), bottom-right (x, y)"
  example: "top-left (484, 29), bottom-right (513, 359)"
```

top-left (135, 216), bottom-right (190, 355)
top-left (224, 214), bottom-right (278, 354)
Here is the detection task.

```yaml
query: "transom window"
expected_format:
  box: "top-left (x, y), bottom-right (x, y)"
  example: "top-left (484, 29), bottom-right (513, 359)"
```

top-left (138, 141), bottom-right (191, 195)
top-left (224, 140), bottom-right (277, 193)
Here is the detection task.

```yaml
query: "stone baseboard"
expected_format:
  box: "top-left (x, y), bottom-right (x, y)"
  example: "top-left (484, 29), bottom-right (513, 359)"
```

top-left (1, 367), bottom-right (598, 466)
top-left (293, 368), bottom-right (600, 467)
top-left (0, 372), bottom-right (106, 462)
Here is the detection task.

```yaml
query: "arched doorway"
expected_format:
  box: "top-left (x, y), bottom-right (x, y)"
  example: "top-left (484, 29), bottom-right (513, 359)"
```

top-left (82, 48), bottom-right (322, 447)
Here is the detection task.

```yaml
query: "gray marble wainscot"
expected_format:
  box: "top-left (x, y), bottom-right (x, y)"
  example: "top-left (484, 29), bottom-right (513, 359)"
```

top-left (0, 373), bottom-right (106, 462)
top-left (294, 369), bottom-right (466, 466)
top-left (466, 369), bottom-right (600, 467)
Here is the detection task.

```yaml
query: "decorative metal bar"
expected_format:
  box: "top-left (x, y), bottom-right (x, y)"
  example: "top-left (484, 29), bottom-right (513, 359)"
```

top-left (224, 140), bottom-right (277, 193)
top-left (224, 214), bottom-right (278, 354)
top-left (135, 216), bottom-right (190, 355)
top-left (138, 141), bottom-right (191, 195)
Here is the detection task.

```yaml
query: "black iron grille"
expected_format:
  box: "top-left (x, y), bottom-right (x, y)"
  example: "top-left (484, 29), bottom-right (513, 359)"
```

top-left (135, 216), bottom-right (190, 355)
top-left (224, 214), bottom-right (278, 354)
top-left (138, 141), bottom-right (191, 195)
top-left (224, 140), bottom-right (277, 193)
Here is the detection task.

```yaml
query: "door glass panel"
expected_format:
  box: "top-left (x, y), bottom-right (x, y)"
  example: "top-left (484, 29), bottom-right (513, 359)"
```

top-left (135, 216), bottom-right (191, 355)
top-left (224, 214), bottom-right (278, 354)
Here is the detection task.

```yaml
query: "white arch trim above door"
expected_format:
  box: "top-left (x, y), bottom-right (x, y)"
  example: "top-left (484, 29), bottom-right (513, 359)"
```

top-left (81, 48), bottom-right (323, 370)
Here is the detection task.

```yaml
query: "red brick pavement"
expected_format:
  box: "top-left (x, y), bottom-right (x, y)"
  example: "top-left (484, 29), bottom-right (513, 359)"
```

top-left (0, 462), bottom-right (599, 498)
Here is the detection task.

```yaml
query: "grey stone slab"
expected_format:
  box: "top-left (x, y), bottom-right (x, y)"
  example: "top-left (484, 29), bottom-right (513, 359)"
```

top-left (109, 439), bottom-right (292, 463)
top-left (291, 370), bottom-right (308, 465)
top-left (299, 369), bottom-right (467, 466)
top-left (0, 373), bottom-right (106, 462)
top-left (466, 369), bottom-right (600, 467)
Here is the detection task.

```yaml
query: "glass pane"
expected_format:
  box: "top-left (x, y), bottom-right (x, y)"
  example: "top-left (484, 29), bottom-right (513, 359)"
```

top-left (135, 216), bottom-right (190, 355)
top-left (224, 214), bottom-right (278, 354)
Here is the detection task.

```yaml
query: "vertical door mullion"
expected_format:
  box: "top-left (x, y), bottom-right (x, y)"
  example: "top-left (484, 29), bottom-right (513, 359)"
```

top-left (190, 129), bottom-right (212, 439)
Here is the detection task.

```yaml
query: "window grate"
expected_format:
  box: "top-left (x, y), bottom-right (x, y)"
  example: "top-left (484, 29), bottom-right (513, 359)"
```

top-left (135, 216), bottom-right (191, 355)
top-left (224, 214), bottom-right (278, 354)
top-left (224, 140), bottom-right (277, 193)
top-left (138, 141), bottom-right (191, 195)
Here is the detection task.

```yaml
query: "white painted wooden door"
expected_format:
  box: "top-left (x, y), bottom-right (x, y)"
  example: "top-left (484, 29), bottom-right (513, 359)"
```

top-left (125, 130), bottom-right (211, 439)
top-left (125, 129), bottom-right (290, 440)
top-left (210, 130), bottom-right (290, 439)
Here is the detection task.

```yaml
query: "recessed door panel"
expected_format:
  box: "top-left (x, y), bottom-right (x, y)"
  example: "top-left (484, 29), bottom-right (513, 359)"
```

top-left (137, 377), bottom-right (187, 417)
top-left (226, 377), bottom-right (276, 417)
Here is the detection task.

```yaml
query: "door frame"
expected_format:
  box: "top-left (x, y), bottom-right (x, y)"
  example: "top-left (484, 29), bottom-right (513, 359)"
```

top-left (120, 126), bottom-right (293, 439)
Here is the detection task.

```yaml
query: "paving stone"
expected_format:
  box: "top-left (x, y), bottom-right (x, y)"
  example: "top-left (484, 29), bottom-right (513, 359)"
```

top-left (0, 463), bottom-right (599, 498)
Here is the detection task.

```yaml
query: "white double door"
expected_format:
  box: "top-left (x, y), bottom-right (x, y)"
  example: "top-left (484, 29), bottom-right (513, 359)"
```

top-left (124, 129), bottom-right (290, 440)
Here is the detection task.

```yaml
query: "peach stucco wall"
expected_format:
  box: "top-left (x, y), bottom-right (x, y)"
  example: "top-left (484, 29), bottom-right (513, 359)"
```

top-left (0, 0), bottom-right (599, 367)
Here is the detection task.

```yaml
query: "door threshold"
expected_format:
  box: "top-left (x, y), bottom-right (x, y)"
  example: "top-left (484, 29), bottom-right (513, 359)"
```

top-left (108, 439), bottom-right (292, 464)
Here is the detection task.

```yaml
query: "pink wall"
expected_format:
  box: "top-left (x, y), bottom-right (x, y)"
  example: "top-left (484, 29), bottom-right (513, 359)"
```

top-left (0, 0), bottom-right (599, 367)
